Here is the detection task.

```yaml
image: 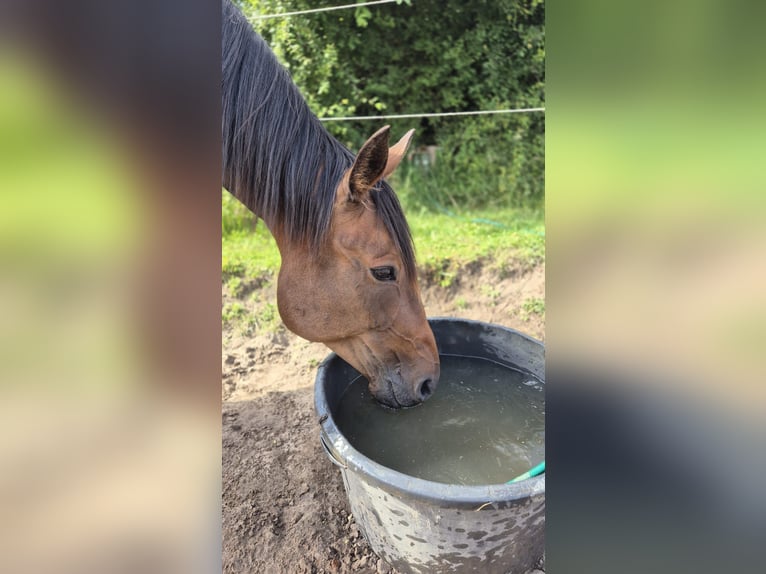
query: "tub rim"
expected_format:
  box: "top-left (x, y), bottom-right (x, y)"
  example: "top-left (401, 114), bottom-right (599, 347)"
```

top-left (314, 317), bottom-right (545, 509)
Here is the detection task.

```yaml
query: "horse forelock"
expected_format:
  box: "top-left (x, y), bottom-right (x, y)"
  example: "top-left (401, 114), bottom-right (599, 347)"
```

top-left (221, 0), bottom-right (415, 277)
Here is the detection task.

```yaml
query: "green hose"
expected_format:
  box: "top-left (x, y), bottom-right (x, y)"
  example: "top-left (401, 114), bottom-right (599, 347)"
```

top-left (507, 461), bottom-right (545, 483)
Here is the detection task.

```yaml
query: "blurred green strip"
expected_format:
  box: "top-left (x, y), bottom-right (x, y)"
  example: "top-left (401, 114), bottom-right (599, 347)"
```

top-left (0, 54), bottom-right (140, 262)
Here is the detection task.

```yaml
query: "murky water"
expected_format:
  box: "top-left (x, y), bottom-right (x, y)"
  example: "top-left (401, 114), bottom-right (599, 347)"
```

top-left (335, 355), bottom-right (545, 486)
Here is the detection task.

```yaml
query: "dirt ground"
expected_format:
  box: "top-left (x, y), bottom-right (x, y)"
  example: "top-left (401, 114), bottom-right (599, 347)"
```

top-left (222, 262), bottom-right (545, 574)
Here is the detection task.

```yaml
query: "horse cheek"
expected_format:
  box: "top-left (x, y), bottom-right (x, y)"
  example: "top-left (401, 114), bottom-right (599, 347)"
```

top-left (276, 281), bottom-right (306, 338)
top-left (276, 268), bottom-right (319, 340)
top-left (367, 287), bottom-right (399, 330)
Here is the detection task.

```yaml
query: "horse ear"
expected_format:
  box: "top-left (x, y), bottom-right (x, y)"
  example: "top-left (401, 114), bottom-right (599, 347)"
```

top-left (348, 125), bottom-right (391, 202)
top-left (348, 126), bottom-right (416, 202)
top-left (382, 128), bottom-right (415, 180)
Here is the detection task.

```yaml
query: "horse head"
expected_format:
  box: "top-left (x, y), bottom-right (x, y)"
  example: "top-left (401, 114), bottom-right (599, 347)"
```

top-left (276, 126), bottom-right (440, 408)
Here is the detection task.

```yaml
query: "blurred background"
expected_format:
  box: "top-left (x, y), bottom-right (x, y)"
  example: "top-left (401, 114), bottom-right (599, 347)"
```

top-left (0, 1), bottom-right (220, 573)
top-left (547, 1), bottom-right (765, 572)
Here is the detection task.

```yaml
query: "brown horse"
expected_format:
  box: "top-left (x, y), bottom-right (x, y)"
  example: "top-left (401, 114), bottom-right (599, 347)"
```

top-left (221, 0), bottom-right (439, 407)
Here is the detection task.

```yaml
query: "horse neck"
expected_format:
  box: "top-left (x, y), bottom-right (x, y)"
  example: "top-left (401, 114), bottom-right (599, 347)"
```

top-left (221, 2), bottom-right (350, 246)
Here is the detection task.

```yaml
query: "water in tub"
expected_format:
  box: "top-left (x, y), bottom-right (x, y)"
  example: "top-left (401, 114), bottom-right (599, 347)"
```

top-left (335, 355), bottom-right (545, 486)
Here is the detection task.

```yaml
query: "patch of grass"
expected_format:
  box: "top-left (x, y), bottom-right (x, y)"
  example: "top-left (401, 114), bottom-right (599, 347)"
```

top-left (455, 297), bottom-right (468, 310)
top-left (226, 276), bottom-right (243, 298)
top-left (480, 284), bottom-right (501, 307)
top-left (222, 191), bottom-right (281, 284)
top-left (222, 190), bottom-right (257, 236)
top-left (438, 268), bottom-right (456, 288)
top-left (521, 297), bottom-right (546, 322)
top-left (256, 302), bottom-right (279, 331)
top-left (222, 302), bottom-right (248, 324)
top-left (390, 155), bottom-right (544, 213)
top-left (222, 299), bottom-right (281, 335)
top-left (407, 207), bottom-right (544, 282)
top-left (222, 229), bottom-right (280, 283)
top-left (249, 291), bottom-right (263, 303)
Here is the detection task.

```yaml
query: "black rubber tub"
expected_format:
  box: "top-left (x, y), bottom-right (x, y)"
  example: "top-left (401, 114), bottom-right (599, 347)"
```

top-left (315, 318), bottom-right (545, 574)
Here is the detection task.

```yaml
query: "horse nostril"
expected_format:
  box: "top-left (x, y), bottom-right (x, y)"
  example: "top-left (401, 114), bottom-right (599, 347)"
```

top-left (417, 378), bottom-right (433, 401)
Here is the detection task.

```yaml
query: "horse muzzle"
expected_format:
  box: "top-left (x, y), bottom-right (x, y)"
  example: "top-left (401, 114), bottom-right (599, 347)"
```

top-left (324, 333), bottom-right (440, 408)
top-left (369, 364), bottom-right (440, 409)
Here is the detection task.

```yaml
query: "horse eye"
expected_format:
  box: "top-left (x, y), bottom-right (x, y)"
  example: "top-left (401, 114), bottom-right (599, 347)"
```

top-left (370, 266), bottom-right (397, 282)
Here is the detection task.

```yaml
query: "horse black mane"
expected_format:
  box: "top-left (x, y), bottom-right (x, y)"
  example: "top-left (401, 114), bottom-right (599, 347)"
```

top-left (221, 0), bottom-right (415, 277)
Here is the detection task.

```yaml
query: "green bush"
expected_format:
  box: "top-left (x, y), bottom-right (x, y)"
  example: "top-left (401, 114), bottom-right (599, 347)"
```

top-left (240, 0), bottom-right (544, 209)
